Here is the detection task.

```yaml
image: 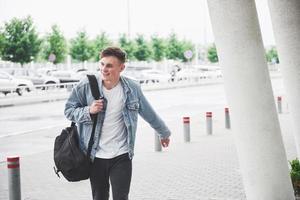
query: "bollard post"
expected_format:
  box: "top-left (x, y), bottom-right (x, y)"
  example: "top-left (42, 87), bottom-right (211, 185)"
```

top-left (277, 96), bottom-right (282, 114)
top-left (206, 112), bottom-right (213, 135)
top-left (154, 133), bottom-right (162, 152)
top-left (225, 108), bottom-right (231, 129)
top-left (183, 117), bottom-right (191, 142)
top-left (7, 156), bottom-right (21, 200)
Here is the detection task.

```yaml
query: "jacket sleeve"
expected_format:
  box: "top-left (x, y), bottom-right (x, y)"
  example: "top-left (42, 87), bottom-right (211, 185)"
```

top-left (64, 84), bottom-right (93, 124)
top-left (137, 88), bottom-right (171, 139)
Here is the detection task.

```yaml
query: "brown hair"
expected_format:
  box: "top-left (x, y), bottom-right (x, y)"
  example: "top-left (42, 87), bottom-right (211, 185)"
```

top-left (100, 47), bottom-right (127, 63)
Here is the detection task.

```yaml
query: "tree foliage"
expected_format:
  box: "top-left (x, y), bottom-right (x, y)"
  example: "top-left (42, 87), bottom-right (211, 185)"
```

top-left (150, 35), bottom-right (166, 61)
top-left (133, 34), bottom-right (152, 61)
top-left (93, 32), bottom-right (112, 61)
top-left (165, 33), bottom-right (194, 62)
top-left (1, 16), bottom-right (41, 64)
top-left (266, 47), bottom-right (279, 64)
top-left (166, 33), bottom-right (184, 61)
top-left (43, 25), bottom-right (67, 64)
top-left (118, 34), bottom-right (136, 61)
top-left (70, 30), bottom-right (94, 62)
top-left (181, 40), bottom-right (195, 62)
top-left (207, 44), bottom-right (218, 63)
top-left (0, 31), bottom-right (5, 57)
top-left (0, 16), bottom-right (205, 63)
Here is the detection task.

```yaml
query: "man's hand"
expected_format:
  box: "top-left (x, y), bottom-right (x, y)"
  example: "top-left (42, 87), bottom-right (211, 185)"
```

top-left (89, 99), bottom-right (104, 114)
top-left (161, 137), bottom-right (170, 148)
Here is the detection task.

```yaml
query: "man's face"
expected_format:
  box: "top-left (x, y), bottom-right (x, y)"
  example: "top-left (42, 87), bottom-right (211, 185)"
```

top-left (99, 56), bottom-right (124, 82)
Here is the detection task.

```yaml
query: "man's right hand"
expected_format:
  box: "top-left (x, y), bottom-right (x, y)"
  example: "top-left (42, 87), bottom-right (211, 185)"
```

top-left (89, 99), bottom-right (104, 114)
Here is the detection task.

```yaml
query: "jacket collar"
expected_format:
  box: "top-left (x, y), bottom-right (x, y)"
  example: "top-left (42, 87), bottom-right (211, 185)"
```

top-left (96, 75), bottom-right (131, 97)
top-left (120, 76), bottom-right (131, 95)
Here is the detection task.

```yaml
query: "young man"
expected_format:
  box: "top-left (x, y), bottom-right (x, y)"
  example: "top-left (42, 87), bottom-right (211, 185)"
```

top-left (64, 47), bottom-right (171, 200)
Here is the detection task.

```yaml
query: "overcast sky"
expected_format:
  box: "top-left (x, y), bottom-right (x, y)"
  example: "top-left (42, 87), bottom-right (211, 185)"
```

top-left (0, 0), bottom-right (275, 45)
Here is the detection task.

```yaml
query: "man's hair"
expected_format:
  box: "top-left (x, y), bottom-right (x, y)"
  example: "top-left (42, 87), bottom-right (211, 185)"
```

top-left (100, 47), bottom-right (127, 63)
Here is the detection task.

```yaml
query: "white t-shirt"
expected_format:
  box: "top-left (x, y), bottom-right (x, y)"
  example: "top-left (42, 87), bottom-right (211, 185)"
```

top-left (95, 82), bottom-right (129, 159)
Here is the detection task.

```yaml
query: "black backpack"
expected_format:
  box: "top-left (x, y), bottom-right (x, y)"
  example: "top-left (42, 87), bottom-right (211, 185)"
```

top-left (53, 75), bottom-right (100, 182)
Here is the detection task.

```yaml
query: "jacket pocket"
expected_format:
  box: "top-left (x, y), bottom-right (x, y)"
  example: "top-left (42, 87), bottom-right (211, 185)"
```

top-left (126, 101), bottom-right (139, 122)
top-left (127, 101), bottom-right (139, 111)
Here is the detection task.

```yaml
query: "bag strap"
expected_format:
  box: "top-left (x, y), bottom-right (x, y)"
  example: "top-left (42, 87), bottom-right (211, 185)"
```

top-left (86, 74), bottom-right (101, 159)
top-left (87, 74), bottom-right (100, 100)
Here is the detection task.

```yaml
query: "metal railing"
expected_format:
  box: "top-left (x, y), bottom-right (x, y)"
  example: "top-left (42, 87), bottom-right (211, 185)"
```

top-left (0, 74), bottom-right (224, 107)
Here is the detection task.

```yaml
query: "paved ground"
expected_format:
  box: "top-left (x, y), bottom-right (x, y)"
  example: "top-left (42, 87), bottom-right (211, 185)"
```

top-left (0, 106), bottom-right (296, 200)
top-left (0, 74), bottom-right (296, 200)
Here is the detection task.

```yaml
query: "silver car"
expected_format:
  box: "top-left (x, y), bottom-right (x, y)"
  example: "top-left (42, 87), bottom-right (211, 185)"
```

top-left (0, 70), bottom-right (34, 96)
top-left (5, 68), bottom-right (60, 85)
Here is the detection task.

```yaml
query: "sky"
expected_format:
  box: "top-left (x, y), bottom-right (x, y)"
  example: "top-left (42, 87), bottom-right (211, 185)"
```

top-left (0, 0), bottom-right (275, 46)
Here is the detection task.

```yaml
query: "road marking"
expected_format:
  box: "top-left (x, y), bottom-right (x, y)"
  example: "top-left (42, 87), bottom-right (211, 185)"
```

top-left (0, 123), bottom-right (67, 138)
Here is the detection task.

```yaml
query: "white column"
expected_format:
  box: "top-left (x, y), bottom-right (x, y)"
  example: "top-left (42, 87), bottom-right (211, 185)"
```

top-left (268, 0), bottom-right (300, 156)
top-left (207, 1), bottom-right (294, 199)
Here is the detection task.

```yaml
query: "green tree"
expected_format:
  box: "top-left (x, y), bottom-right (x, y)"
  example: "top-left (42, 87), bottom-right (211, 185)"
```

top-left (166, 33), bottom-right (184, 61)
top-left (133, 34), bottom-right (152, 61)
top-left (181, 40), bottom-right (195, 62)
top-left (43, 25), bottom-right (67, 64)
top-left (70, 30), bottom-right (93, 62)
top-left (266, 47), bottom-right (279, 64)
top-left (150, 35), bottom-right (166, 61)
top-left (207, 44), bottom-right (218, 63)
top-left (93, 32), bottom-right (112, 61)
top-left (0, 31), bottom-right (5, 57)
top-left (1, 16), bottom-right (41, 64)
top-left (118, 34), bottom-right (136, 61)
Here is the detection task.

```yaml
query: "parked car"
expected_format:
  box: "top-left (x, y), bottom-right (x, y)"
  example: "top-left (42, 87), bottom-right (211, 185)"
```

top-left (75, 68), bottom-right (99, 80)
top-left (4, 68), bottom-right (60, 85)
top-left (0, 70), bottom-right (34, 96)
top-left (174, 68), bottom-right (205, 81)
top-left (139, 69), bottom-right (171, 84)
top-left (49, 70), bottom-right (81, 83)
top-left (36, 67), bottom-right (57, 76)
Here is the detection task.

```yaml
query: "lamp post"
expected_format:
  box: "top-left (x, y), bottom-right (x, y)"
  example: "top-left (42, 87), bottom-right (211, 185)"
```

top-left (9, 55), bottom-right (13, 67)
top-left (127, 0), bottom-right (131, 39)
top-left (30, 56), bottom-right (34, 69)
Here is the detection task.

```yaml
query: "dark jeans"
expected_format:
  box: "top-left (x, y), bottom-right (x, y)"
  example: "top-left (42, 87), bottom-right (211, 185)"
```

top-left (90, 153), bottom-right (132, 200)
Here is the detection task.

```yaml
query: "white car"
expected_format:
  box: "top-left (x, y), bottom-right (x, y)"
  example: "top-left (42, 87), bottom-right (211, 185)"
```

top-left (139, 69), bottom-right (171, 84)
top-left (49, 70), bottom-right (81, 83)
top-left (5, 68), bottom-right (60, 85)
top-left (0, 70), bottom-right (34, 96)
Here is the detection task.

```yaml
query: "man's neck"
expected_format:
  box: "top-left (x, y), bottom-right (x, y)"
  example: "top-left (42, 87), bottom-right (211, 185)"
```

top-left (103, 79), bottom-right (120, 90)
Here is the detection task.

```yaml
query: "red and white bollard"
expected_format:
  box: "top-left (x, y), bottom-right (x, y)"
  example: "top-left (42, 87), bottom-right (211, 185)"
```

top-left (277, 96), bottom-right (282, 114)
top-left (225, 108), bottom-right (231, 129)
top-left (206, 112), bottom-right (213, 135)
top-left (183, 117), bottom-right (191, 142)
top-left (7, 156), bottom-right (21, 200)
top-left (154, 133), bottom-right (162, 152)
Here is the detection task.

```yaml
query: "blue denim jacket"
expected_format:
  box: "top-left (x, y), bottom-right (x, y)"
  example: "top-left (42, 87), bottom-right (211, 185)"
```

top-left (64, 75), bottom-right (171, 160)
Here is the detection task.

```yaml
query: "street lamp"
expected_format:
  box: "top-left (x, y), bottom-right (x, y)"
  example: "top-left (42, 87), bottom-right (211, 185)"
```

top-left (9, 55), bottom-right (13, 67)
top-left (30, 56), bottom-right (34, 69)
top-left (127, 0), bottom-right (131, 38)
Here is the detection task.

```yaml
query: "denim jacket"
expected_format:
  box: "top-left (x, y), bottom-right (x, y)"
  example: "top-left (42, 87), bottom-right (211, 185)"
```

top-left (64, 75), bottom-right (171, 160)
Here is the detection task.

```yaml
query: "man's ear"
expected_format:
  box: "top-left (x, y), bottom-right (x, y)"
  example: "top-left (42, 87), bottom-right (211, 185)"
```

top-left (120, 64), bottom-right (125, 72)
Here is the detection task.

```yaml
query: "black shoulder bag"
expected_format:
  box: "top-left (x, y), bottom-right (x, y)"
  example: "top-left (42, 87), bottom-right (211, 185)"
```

top-left (53, 75), bottom-right (100, 182)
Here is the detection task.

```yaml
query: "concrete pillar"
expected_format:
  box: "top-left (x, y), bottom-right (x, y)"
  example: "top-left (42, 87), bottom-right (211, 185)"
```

top-left (207, 1), bottom-right (294, 199)
top-left (268, 0), bottom-right (300, 156)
